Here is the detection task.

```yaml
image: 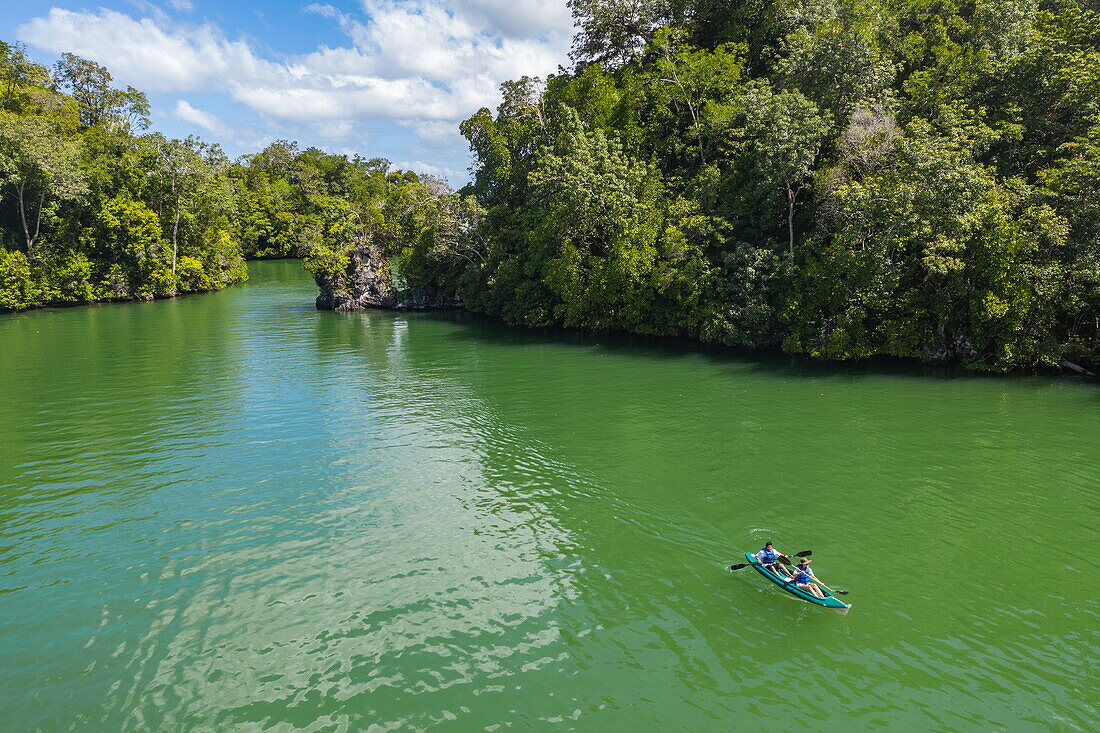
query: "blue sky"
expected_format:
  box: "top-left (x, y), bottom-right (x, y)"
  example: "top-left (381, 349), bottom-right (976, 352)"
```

top-left (5, 0), bottom-right (575, 183)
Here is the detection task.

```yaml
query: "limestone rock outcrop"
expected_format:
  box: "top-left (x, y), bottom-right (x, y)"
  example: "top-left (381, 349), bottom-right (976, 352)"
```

top-left (314, 241), bottom-right (461, 312)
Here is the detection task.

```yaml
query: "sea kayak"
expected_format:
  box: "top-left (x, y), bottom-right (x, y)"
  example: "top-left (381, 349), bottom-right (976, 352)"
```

top-left (743, 552), bottom-right (851, 611)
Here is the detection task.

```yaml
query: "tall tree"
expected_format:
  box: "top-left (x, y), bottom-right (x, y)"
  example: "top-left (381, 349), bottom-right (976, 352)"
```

top-left (0, 42), bottom-right (50, 111)
top-left (0, 111), bottom-right (86, 259)
top-left (52, 53), bottom-right (149, 130)
top-left (569, 0), bottom-right (677, 67)
top-left (146, 135), bottom-right (209, 277)
top-left (740, 82), bottom-right (830, 255)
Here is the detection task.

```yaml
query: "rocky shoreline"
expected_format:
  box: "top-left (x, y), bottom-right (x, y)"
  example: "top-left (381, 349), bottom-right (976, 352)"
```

top-left (313, 242), bottom-right (462, 312)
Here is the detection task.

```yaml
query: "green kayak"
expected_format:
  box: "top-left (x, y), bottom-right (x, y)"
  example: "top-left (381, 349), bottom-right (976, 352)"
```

top-left (743, 552), bottom-right (850, 611)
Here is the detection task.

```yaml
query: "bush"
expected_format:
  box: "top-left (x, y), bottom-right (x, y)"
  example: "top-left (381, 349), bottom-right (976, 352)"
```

top-left (0, 249), bottom-right (42, 310)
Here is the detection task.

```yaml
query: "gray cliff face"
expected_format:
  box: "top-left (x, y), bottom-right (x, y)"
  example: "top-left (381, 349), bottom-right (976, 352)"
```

top-left (315, 241), bottom-right (462, 312)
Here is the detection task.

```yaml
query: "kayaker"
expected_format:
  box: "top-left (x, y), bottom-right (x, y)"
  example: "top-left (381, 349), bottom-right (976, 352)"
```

top-left (788, 557), bottom-right (827, 599)
top-left (755, 542), bottom-right (791, 578)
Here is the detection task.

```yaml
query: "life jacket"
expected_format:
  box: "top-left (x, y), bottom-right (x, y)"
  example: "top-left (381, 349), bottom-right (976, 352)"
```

top-left (792, 566), bottom-right (813, 583)
top-left (759, 547), bottom-right (779, 564)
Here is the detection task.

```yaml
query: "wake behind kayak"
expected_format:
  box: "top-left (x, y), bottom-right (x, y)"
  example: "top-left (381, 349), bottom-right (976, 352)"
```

top-left (742, 552), bottom-right (851, 612)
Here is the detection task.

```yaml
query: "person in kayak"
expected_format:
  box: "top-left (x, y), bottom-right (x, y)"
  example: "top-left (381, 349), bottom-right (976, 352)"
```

top-left (755, 542), bottom-right (791, 578)
top-left (788, 557), bottom-right (827, 599)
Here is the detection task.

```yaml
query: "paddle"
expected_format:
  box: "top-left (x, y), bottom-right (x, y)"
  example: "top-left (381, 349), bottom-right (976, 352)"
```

top-left (729, 549), bottom-right (813, 572)
top-left (778, 556), bottom-right (849, 595)
top-left (776, 552), bottom-right (815, 565)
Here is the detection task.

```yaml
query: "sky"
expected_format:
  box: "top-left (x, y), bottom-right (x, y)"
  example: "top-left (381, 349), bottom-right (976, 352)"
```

top-left (5, 0), bottom-right (576, 183)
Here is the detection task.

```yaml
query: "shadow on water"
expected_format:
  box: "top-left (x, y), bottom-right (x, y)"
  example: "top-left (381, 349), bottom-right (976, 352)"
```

top-left (392, 308), bottom-right (1097, 390)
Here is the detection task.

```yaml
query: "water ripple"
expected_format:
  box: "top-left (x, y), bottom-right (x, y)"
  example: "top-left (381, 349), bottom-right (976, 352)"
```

top-left (0, 261), bottom-right (1096, 731)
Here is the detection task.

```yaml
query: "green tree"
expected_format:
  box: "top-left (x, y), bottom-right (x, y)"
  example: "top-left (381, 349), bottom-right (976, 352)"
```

top-left (0, 111), bottom-right (86, 259)
top-left (0, 42), bottom-right (51, 111)
top-left (569, 0), bottom-right (677, 67)
top-left (144, 134), bottom-right (228, 279)
top-left (93, 195), bottom-right (167, 297)
top-left (53, 53), bottom-right (149, 130)
top-left (739, 82), bottom-right (830, 255)
top-left (529, 107), bottom-right (666, 328)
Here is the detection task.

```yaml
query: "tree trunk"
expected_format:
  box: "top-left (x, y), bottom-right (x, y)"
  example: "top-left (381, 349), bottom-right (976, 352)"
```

top-left (16, 181), bottom-right (41, 261)
top-left (170, 167), bottom-right (181, 281)
top-left (17, 182), bottom-right (32, 259)
top-left (661, 60), bottom-right (706, 164)
top-left (172, 193), bottom-right (180, 277)
top-left (787, 183), bottom-right (796, 256)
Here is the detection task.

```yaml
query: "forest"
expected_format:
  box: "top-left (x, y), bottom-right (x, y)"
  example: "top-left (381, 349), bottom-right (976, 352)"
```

top-left (4, 0), bottom-right (1100, 372)
top-left (424, 0), bottom-right (1100, 371)
top-left (0, 41), bottom-right (438, 312)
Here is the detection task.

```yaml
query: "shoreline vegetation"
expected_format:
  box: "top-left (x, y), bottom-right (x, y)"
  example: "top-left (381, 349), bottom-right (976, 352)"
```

top-left (5, 0), bottom-right (1100, 375)
top-left (0, 41), bottom-right (436, 313)
top-left (311, 0), bottom-right (1100, 375)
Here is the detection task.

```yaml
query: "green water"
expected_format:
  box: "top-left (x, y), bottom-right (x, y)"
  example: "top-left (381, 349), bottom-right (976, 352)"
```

top-left (1, 260), bottom-right (1096, 731)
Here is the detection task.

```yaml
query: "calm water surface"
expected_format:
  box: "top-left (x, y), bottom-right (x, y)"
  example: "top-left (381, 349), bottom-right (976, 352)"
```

top-left (1, 260), bottom-right (1097, 731)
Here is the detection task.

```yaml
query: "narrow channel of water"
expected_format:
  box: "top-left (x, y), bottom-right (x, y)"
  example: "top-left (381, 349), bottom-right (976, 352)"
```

top-left (1, 260), bottom-right (1096, 730)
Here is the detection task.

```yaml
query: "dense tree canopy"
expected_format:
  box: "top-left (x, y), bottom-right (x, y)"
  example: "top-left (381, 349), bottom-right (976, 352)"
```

top-left (0, 42), bottom-right (450, 313)
top-left (0, 42), bottom-right (246, 308)
top-left (430, 0), bottom-right (1099, 371)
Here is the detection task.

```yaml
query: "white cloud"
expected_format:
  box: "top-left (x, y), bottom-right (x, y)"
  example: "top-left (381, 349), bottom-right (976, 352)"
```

top-left (16, 1), bottom-right (573, 170)
top-left (229, 78), bottom-right (460, 122)
top-left (454, 0), bottom-right (574, 39)
top-left (401, 119), bottom-right (468, 144)
top-left (310, 0), bottom-right (570, 84)
top-left (169, 0), bottom-right (196, 11)
top-left (172, 100), bottom-right (281, 152)
top-left (18, 9), bottom-right (276, 92)
top-left (173, 100), bottom-right (228, 135)
top-left (311, 120), bottom-right (354, 140)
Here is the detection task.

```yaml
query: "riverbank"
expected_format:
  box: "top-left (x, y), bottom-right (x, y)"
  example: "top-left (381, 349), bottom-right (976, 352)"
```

top-left (313, 246), bottom-right (1098, 380)
top-left (0, 249), bottom-right (248, 313)
top-left (0, 281), bottom-right (245, 313)
top-left (0, 257), bottom-right (317, 313)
